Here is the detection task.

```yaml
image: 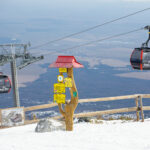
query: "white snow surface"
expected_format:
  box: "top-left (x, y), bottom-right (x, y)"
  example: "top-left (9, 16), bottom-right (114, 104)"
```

top-left (48, 119), bottom-right (63, 126)
top-left (0, 119), bottom-right (150, 150)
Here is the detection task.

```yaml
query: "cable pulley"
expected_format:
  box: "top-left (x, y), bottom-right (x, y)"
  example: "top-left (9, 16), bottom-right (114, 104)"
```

top-left (17, 53), bottom-right (44, 70)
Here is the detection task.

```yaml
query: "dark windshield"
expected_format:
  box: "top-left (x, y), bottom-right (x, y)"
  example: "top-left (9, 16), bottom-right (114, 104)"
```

top-left (143, 52), bottom-right (150, 63)
top-left (5, 79), bottom-right (11, 88)
top-left (131, 49), bottom-right (141, 63)
top-left (0, 79), bottom-right (4, 86)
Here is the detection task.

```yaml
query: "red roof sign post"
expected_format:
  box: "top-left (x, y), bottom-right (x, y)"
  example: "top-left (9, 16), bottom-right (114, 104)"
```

top-left (50, 56), bottom-right (84, 68)
top-left (50, 56), bottom-right (83, 131)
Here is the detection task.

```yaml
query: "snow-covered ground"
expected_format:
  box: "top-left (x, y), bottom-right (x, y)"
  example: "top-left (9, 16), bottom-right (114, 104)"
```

top-left (0, 119), bottom-right (150, 150)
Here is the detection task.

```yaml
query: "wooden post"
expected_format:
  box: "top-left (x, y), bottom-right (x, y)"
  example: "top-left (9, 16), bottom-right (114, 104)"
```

top-left (65, 68), bottom-right (78, 131)
top-left (0, 109), bottom-right (2, 126)
top-left (139, 96), bottom-right (144, 122)
top-left (58, 68), bottom-right (78, 131)
top-left (135, 97), bottom-right (140, 121)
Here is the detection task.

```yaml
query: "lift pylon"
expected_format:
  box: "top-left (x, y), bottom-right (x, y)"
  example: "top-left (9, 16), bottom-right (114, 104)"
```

top-left (0, 43), bottom-right (44, 107)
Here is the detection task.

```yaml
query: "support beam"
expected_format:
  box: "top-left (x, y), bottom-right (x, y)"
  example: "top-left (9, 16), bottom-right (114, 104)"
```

top-left (11, 58), bottom-right (20, 107)
top-left (0, 43), bottom-right (43, 108)
top-left (135, 97), bottom-right (140, 121)
top-left (139, 96), bottom-right (144, 122)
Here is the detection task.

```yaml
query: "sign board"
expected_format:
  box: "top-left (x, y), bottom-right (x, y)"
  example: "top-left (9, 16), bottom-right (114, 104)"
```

top-left (57, 75), bottom-right (64, 83)
top-left (59, 68), bottom-right (67, 73)
top-left (54, 83), bottom-right (65, 93)
top-left (64, 77), bottom-right (72, 88)
top-left (54, 94), bottom-right (66, 104)
top-left (0, 107), bottom-right (24, 127)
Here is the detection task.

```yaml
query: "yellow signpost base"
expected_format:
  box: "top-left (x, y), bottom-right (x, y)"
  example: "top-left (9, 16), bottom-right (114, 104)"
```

top-left (64, 77), bottom-right (72, 87)
top-left (58, 68), bottom-right (78, 131)
top-left (54, 83), bottom-right (65, 93)
top-left (54, 94), bottom-right (66, 104)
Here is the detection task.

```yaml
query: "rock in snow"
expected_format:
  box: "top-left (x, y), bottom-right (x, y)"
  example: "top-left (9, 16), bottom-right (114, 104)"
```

top-left (35, 118), bottom-right (65, 132)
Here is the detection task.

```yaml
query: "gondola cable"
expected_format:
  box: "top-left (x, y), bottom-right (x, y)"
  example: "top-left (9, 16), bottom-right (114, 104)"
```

top-left (29, 7), bottom-right (150, 50)
top-left (36, 27), bottom-right (144, 56)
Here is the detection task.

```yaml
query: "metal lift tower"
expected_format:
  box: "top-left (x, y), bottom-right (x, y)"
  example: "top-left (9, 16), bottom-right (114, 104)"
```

top-left (0, 43), bottom-right (44, 107)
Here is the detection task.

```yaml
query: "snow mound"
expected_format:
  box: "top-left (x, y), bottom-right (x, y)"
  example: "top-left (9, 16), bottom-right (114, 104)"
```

top-left (35, 118), bottom-right (64, 132)
top-left (0, 119), bottom-right (150, 150)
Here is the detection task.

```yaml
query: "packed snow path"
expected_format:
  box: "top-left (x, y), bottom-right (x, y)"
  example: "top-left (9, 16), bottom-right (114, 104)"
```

top-left (0, 119), bottom-right (150, 150)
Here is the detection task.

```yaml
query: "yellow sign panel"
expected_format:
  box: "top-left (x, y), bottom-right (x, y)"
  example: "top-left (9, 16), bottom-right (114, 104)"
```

top-left (64, 77), bottom-right (72, 87)
top-left (54, 94), bottom-right (66, 104)
top-left (59, 68), bottom-right (67, 73)
top-left (54, 83), bottom-right (65, 93)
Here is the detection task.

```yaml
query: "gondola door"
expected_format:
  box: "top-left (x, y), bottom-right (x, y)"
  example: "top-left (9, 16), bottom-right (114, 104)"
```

top-left (0, 74), bottom-right (11, 93)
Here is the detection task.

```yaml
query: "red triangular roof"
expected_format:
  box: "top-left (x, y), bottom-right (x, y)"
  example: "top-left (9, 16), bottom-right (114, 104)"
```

top-left (49, 56), bottom-right (84, 68)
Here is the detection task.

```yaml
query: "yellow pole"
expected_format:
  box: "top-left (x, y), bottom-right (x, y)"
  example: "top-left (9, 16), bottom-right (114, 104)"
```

top-left (58, 67), bottom-right (78, 131)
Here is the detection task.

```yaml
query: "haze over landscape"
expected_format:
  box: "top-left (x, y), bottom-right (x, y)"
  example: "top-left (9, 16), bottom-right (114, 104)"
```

top-left (0, 0), bottom-right (150, 115)
top-left (1, 1), bottom-right (150, 150)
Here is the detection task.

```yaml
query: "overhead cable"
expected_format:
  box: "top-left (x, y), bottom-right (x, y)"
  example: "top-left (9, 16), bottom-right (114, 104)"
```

top-left (39, 27), bottom-right (144, 56)
top-left (30, 7), bottom-right (150, 50)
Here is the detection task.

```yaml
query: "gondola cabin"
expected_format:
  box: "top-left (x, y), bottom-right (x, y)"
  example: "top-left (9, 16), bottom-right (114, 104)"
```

top-left (130, 26), bottom-right (150, 70)
top-left (130, 47), bottom-right (150, 70)
top-left (0, 74), bottom-right (11, 93)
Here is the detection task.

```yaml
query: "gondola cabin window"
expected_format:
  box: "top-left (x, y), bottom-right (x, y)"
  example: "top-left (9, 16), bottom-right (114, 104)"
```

top-left (130, 48), bottom-right (150, 70)
top-left (0, 75), bottom-right (11, 93)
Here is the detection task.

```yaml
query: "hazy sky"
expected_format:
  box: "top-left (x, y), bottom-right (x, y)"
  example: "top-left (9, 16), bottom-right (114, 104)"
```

top-left (0, 0), bottom-right (150, 85)
top-left (1, 0), bottom-right (149, 20)
top-left (0, 0), bottom-right (149, 55)
top-left (0, 0), bottom-right (149, 45)
top-left (0, 0), bottom-right (149, 60)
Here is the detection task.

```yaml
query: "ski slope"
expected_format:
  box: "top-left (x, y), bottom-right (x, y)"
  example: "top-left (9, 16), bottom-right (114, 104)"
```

top-left (0, 119), bottom-right (150, 150)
